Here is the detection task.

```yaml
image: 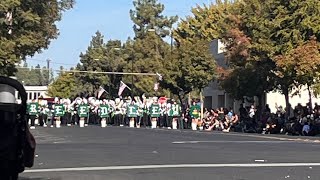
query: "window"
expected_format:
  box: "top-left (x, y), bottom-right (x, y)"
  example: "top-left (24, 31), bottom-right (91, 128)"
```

top-left (218, 95), bottom-right (225, 108)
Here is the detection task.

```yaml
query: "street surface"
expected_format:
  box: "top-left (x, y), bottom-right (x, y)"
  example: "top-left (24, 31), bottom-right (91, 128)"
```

top-left (21, 126), bottom-right (320, 180)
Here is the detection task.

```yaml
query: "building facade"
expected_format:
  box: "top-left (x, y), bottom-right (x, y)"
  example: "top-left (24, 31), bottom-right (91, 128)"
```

top-left (15, 86), bottom-right (48, 102)
top-left (203, 39), bottom-right (320, 114)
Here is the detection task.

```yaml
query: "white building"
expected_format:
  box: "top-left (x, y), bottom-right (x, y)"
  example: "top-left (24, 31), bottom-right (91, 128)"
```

top-left (203, 39), bottom-right (320, 113)
top-left (15, 86), bottom-right (49, 101)
top-left (203, 39), bottom-right (240, 111)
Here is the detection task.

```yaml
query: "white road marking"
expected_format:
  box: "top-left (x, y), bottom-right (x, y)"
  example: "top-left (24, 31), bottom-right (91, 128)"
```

top-left (220, 132), bottom-right (320, 143)
top-left (172, 140), bottom-right (296, 144)
top-left (24, 163), bottom-right (320, 173)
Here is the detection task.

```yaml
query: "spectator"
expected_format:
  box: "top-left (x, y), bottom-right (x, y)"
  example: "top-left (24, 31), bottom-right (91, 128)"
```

top-left (239, 104), bottom-right (247, 120)
top-left (249, 105), bottom-right (255, 119)
top-left (302, 122), bottom-right (310, 136)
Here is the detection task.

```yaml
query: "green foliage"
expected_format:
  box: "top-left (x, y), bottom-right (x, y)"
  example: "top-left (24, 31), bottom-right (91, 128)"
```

top-left (15, 62), bottom-right (53, 86)
top-left (0, 0), bottom-right (75, 76)
top-left (160, 39), bottom-right (216, 97)
top-left (130, 0), bottom-right (178, 39)
top-left (176, 0), bottom-right (320, 105)
top-left (175, 0), bottom-right (233, 44)
top-left (48, 72), bottom-right (78, 98)
top-left (124, 0), bottom-right (178, 96)
top-left (121, 32), bottom-right (169, 96)
top-left (75, 31), bottom-right (126, 97)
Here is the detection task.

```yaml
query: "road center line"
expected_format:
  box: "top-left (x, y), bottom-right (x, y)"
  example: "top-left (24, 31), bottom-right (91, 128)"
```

top-left (24, 163), bottom-right (320, 173)
top-left (220, 132), bottom-right (317, 142)
top-left (171, 140), bottom-right (296, 144)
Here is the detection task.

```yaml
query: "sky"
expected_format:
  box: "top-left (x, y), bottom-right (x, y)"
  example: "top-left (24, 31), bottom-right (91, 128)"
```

top-left (26, 0), bottom-right (211, 71)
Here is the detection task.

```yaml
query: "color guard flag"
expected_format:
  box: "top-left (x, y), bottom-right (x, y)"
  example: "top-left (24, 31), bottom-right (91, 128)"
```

top-left (118, 81), bottom-right (131, 96)
top-left (97, 86), bottom-right (108, 99)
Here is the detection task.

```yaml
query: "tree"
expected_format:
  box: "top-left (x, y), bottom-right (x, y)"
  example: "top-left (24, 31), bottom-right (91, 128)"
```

top-left (175, 0), bottom-right (233, 44)
top-left (160, 39), bottom-right (216, 104)
top-left (15, 62), bottom-right (52, 86)
top-left (216, 0), bottom-right (320, 116)
top-left (0, 0), bottom-right (75, 76)
top-left (121, 33), bottom-right (169, 96)
top-left (276, 37), bottom-right (320, 109)
top-left (126, 0), bottom-right (178, 96)
top-left (76, 31), bottom-right (125, 97)
top-left (48, 71), bottom-right (78, 98)
top-left (130, 0), bottom-right (178, 39)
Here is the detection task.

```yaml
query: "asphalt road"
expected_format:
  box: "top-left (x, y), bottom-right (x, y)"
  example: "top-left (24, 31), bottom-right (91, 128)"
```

top-left (20, 126), bottom-right (320, 180)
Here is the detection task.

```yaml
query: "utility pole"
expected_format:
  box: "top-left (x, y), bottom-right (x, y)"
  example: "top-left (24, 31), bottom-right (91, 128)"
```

top-left (131, 59), bottom-right (134, 98)
top-left (46, 59), bottom-right (51, 85)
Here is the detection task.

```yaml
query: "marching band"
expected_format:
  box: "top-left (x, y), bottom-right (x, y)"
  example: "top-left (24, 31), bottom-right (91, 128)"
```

top-left (26, 95), bottom-right (189, 130)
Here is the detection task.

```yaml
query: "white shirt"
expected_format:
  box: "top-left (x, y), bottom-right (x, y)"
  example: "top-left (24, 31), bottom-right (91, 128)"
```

top-left (249, 108), bottom-right (255, 118)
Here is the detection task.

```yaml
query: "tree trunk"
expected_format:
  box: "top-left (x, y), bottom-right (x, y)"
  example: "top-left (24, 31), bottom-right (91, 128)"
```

top-left (257, 93), bottom-right (265, 122)
top-left (283, 88), bottom-right (290, 121)
top-left (307, 84), bottom-right (313, 113)
top-left (178, 93), bottom-right (186, 114)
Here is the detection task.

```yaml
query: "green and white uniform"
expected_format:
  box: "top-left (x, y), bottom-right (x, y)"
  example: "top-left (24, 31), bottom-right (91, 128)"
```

top-left (190, 104), bottom-right (201, 119)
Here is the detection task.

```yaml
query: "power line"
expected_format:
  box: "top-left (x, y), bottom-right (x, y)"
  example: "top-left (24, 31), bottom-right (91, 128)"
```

top-left (26, 58), bottom-right (78, 66)
top-left (15, 67), bottom-right (161, 77)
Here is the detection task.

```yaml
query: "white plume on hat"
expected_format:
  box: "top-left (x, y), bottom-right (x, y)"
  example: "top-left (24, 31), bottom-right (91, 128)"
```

top-left (95, 99), bottom-right (101, 106)
top-left (75, 97), bottom-right (82, 105)
top-left (109, 100), bottom-right (115, 106)
top-left (115, 98), bottom-right (120, 104)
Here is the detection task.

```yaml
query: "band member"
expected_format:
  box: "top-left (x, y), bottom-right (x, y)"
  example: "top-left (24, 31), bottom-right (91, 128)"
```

top-left (64, 98), bottom-right (72, 126)
top-left (170, 99), bottom-right (181, 129)
top-left (114, 98), bottom-right (123, 126)
top-left (127, 100), bottom-right (138, 127)
top-left (28, 99), bottom-right (39, 129)
top-left (82, 97), bottom-right (89, 126)
top-left (77, 99), bottom-right (89, 127)
top-left (142, 98), bottom-right (149, 127)
top-left (108, 99), bottom-right (115, 125)
top-left (71, 97), bottom-right (82, 125)
top-left (99, 99), bottom-right (111, 126)
top-left (134, 96), bottom-right (143, 128)
top-left (54, 98), bottom-right (65, 128)
top-left (160, 102), bottom-right (167, 128)
top-left (93, 99), bottom-right (101, 125)
top-left (149, 97), bottom-right (160, 129)
top-left (190, 101), bottom-right (201, 130)
top-left (39, 101), bottom-right (49, 127)
top-left (122, 97), bottom-right (131, 126)
top-left (38, 103), bottom-right (44, 127)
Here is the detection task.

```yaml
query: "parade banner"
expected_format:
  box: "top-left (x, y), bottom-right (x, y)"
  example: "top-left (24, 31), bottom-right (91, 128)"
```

top-left (170, 104), bottom-right (181, 117)
top-left (54, 104), bottom-right (65, 117)
top-left (127, 104), bottom-right (138, 118)
top-left (28, 102), bottom-right (39, 116)
top-left (149, 104), bottom-right (160, 118)
top-left (78, 105), bottom-right (89, 118)
top-left (99, 105), bottom-right (110, 118)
